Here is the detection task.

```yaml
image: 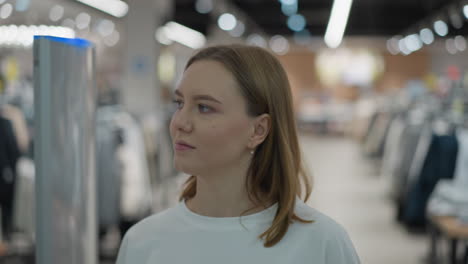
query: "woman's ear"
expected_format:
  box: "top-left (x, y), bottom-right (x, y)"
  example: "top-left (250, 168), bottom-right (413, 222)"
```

top-left (249, 113), bottom-right (271, 148)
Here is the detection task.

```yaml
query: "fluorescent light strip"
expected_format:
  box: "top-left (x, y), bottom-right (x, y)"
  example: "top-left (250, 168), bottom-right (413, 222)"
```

top-left (163, 22), bottom-right (206, 49)
top-left (324, 0), bottom-right (353, 48)
top-left (75, 0), bottom-right (128, 18)
top-left (0, 25), bottom-right (75, 47)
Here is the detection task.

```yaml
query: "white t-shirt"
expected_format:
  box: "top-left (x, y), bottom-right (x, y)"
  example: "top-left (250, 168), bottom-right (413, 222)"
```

top-left (116, 197), bottom-right (361, 264)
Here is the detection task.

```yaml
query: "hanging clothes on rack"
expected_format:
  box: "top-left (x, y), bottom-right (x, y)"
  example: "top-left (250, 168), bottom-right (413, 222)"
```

top-left (1, 105), bottom-right (29, 154)
top-left (12, 157), bottom-right (35, 238)
top-left (0, 116), bottom-right (20, 240)
top-left (363, 111), bottom-right (394, 158)
top-left (453, 129), bottom-right (468, 185)
top-left (403, 130), bottom-right (459, 228)
top-left (96, 107), bottom-right (123, 232)
top-left (115, 112), bottom-right (153, 221)
top-left (426, 128), bottom-right (468, 223)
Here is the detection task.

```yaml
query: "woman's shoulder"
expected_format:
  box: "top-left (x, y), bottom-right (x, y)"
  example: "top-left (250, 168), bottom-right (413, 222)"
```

top-left (124, 203), bottom-right (182, 240)
top-left (293, 198), bottom-right (351, 239)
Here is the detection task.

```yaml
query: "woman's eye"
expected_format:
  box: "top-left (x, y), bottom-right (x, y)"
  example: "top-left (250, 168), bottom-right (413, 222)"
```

top-left (198, 104), bottom-right (212, 113)
top-left (172, 99), bottom-right (183, 109)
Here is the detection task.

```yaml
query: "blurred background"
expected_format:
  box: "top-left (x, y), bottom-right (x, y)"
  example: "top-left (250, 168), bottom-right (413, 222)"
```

top-left (0, 0), bottom-right (468, 263)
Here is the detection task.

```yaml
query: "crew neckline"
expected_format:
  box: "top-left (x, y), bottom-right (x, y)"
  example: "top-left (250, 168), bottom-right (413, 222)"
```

top-left (178, 198), bottom-right (279, 230)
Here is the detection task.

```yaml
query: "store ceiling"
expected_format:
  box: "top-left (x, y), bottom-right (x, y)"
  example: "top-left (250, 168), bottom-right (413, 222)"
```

top-left (175, 0), bottom-right (468, 37)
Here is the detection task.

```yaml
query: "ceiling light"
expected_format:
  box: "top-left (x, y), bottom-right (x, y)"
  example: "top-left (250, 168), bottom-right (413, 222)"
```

top-left (269, 35), bottom-right (289, 55)
top-left (287, 14), bottom-right (306, 32)
top-left (155, 27), bottom-right (173, 45)
top-left (162, 21), bottom-right (206, 49)
top-left (279, 0), bottom-right (296, 4)
top-left (246, 34), bottom-right (267, 47)
top-left (49, 5), bottom-right (64, 22)
top-left (449, 7), bottom-right (463, 29)
top-left (75, 0), bottom-right (128, 18)
top-left (454, 36), bottom-right (466, 51)
top-left (195, 0), bottom-right (212, 14)
top-left (386, 37), bottom-right (400, 55)
top-left (398, 39), bottom-right (411, 55)
top-left (15, 0), bottom-right (30, 12)
top-left (419, 28), bottom-right (434, 45)
top-left (433, 20), bottom-right (448, 37)
top-left (0, 3), bottom-right (13, 19)
top-left (404, 34), bottom-right (422, 52)
top-left (62, 18), bottom-right (76, 29)
top-left (293, 29), bottom-right (312, 45)
top-left (324, 0), bottom-right (354, 48)
top-left (446, 39), bottom-right (457, 54)
top-left (218, 13), bottom-right (237, 31)
top-left (0, 24), bottom-right (75, 47)
top-left (97, 19), bottom-right (115, 37)
top-left (281, 2), bottom-right (298, 16)
top-left (76, 12), bottom-right (91, 30)
top-left (104, 30), bottom-right (119, 47)
top-left (229, 21), bottom-right (245, 37)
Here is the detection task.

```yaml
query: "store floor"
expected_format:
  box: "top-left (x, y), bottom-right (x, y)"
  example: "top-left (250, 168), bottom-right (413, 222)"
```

top-left (299, 133), bottom-right (428, 264)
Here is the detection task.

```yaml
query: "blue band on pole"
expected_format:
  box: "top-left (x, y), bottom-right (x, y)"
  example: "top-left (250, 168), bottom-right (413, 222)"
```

top-left (34, 36), bottom-right (92, 48)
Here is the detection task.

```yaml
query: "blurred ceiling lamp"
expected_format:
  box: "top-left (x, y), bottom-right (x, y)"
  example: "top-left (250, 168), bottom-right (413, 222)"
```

top-left (419, 28), bottom-right (434, 45)
top-left (280, 0), bottom-right (298, 16)
top-left (218, 13), bottom-right (237, 31)
top-left (386, 37), bottom-right (400, 55)
top-left (0, 24), bottom-right (75, 47)
top-left (15, 0), bottom-right (30, 12)
top-left (75, 0), bottom-right (128, 18)
top-left (287, 14), bottom-right (306, 32)
top-left (448, 6), bottom-right (463, 29)
top-left (464, 5), bottom-right (468, 19)
top-left (158, 21), bottom-right (206, 49)
top-left (293, 29), bottom-right (312, 45)
top-left (398, 38), bottom-right (411, 55)
top-left (246, 34), bottom-right (267, 47)
top-left (433, 20), bottom-right (448, 37)
top-left (229, 21), bottom-right (245, 37)
top-left (446, 38), bottom-right (457, 54)
top-left (454, 35), bottom-right (466, 51)
top-left (0, 3), bottom-right (13, 19)
top-left (269, 35), bottom-right (289, 55)
top-left (324, 0), bottom-right (353, 48)
top-left (404, 34), bottom-right (423, 52)
top-left (195, 0), bottom-right (212, 14)
top-left (49, 5), bottom-right (64, 22)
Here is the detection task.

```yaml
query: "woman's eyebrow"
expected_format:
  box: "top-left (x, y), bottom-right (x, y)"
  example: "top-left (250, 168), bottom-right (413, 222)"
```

top-left (174, 89), bottom-right (222, 104)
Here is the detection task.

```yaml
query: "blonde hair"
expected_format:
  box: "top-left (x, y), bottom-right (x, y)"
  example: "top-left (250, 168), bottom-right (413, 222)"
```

top-left (178, 44), bottom-right (314, 248)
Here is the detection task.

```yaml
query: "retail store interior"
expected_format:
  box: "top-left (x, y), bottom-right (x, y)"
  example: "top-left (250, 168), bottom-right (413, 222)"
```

top-left (1, 0), bottom-right (468, 263)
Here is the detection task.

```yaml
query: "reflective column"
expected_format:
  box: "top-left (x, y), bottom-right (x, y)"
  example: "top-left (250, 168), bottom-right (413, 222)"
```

top-left (33, 36), bottom-right (97, 264)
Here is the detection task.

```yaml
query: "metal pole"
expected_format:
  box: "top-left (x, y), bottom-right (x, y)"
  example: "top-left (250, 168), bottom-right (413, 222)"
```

top-left (34, 36), bottom-right (97, 264)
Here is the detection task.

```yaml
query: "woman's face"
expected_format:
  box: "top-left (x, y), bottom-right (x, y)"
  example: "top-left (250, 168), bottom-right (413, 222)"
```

top-left (169, 60), bottom-right (255, 176)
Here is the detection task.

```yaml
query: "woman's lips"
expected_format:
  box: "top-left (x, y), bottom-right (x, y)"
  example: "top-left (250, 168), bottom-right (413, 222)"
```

top-left (175, 143), bottom-right (195, 151)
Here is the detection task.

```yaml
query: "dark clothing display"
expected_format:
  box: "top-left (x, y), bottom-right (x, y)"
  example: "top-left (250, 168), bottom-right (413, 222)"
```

top-left (403, 133), bottom-right (459, 227)
top-left (0, 117), bottom-right (20, 239)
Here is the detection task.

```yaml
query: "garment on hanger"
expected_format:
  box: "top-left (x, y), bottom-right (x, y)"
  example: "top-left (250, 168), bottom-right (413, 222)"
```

top-left (114, 111), bottom-right (152, 221)
top-left (403, 132), bottom-right (458, 227)
top-left (96, 110), bottom-right (122, 229)
top-left (12, 157), bottom-right (35, 238)
top-left (1, 104), bottom-right (29, 154)
top-left (0, 117), bottom-right (20, 239)
top-left (453, 129), bottom-right (468, 185)
top-left (391, 119), bottom-right (426, 201)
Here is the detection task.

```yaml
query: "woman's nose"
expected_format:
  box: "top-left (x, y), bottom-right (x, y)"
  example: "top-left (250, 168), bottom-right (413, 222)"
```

top-left (172, 108), bottom-right (193, 132)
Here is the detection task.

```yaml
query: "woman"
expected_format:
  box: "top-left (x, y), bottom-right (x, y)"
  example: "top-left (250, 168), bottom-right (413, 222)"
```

top-left (116, 44), bottom-right (360, 263)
